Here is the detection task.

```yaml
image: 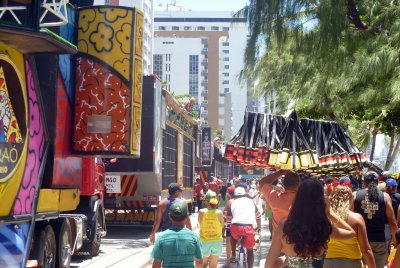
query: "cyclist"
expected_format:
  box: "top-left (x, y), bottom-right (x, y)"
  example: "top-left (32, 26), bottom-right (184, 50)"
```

top-left (226, 186), bottom-right (261, 268)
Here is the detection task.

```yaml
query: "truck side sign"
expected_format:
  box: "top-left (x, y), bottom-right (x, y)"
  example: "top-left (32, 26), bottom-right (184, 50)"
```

top-left (105, 175), bottom-right (121, 193)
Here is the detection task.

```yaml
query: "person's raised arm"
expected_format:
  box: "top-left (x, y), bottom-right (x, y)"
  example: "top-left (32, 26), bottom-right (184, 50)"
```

top-left (384, 192), bottom-right (398, 241)
top-left (150, 200), bottom-right (166, 244)
top-left (259, 170), bottom-right (289, 188)
top-left (353, 213), bottom-right (376, 268)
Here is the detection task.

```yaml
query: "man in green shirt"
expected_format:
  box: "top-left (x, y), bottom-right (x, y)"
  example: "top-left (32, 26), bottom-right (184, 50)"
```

top-left (151, 201), bottom-right (203, 268)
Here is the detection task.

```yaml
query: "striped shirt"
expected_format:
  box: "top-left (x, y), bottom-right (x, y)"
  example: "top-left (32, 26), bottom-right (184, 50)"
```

top-left (151, 227), bottom-right (203, 267)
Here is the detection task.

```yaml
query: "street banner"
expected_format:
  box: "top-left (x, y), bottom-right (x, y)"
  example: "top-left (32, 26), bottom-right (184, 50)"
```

top-left (201, 127), bottom-right (212, 166)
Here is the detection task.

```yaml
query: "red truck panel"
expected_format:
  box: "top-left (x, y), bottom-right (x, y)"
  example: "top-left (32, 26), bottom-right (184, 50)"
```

top-left (51, 74), bottom-right (82, 188)
top-left (81, 158), bottom-right (105, 200)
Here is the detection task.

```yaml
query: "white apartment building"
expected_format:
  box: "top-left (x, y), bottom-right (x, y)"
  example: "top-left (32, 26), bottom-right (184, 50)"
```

top-left (95, 0), bottom-right (154, 74)
top-left (153, 9), bottom-right (249, 139)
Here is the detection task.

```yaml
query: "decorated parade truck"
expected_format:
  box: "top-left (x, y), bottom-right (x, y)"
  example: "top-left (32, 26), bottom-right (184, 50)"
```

top-left (0, 1), bottom-right (144, 267)
top-left (104, 75), bottom-right (200, 226)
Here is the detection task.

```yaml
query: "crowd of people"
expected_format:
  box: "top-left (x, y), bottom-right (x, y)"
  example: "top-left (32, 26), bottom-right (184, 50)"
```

top-left (149, 170), bottom-right (400, 268)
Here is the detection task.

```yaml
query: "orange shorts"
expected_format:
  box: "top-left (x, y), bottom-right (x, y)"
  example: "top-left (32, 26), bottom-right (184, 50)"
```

top-left (230, 225), bottom-right (255, 249)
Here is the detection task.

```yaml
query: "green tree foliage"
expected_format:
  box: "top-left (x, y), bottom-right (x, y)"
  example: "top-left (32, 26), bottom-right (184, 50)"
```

top-left (240, 0), bottom-right (400, 168)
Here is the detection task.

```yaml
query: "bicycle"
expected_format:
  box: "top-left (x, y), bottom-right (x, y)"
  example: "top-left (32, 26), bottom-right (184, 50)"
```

top-left (237, 235), bottom-right (247, 268)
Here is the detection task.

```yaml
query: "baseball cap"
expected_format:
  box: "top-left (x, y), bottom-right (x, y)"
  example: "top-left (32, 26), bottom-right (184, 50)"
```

top-left (339, 176), bottom-right (351, 186)
top-left (168, 182), bottom-right (182, 194)
top-left (386, 178), bottom-right (398, 187)
top-left (205, 191), bottom-right (217, 200)
top-left (234, 187), bottom-right (246, 196)
top-left (227, 186), bottom-right (235, 195)
top-left (169, 201), bottom-right (188, 219)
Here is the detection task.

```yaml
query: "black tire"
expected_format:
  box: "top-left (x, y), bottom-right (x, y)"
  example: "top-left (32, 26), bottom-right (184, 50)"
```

top-left (88, 209), bottom-right (102, 257)
top-left (31, 225), bottom-right (56, 268)
top-left (53, 219), bottom-right (72, 268)
top-left (78, 205), bottom-right (103, 257)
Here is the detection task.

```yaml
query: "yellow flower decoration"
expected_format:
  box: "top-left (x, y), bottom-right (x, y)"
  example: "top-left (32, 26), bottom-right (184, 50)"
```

top-left (99, 8), bottom-right (128, 23)
top-left (78, 9), bottom-right (96, 32)
top-left (116, 23), bottom-right (132, 55)
top-left (89, 22), bottom-right (114, 53)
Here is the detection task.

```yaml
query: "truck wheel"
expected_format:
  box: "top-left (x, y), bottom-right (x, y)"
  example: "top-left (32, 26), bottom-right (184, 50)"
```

top-left (79, 205), bottom-right (103, 257)
top-left (88, 208), bottom-right (102, 257)
top-left (53, 219), bottom-right (72, 268)
top-left (31, 225), bottom-right (56, 268)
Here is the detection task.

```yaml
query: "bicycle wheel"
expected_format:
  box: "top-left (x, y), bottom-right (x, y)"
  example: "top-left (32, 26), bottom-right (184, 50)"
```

top-left (237, 247), bottom-right (246, 268)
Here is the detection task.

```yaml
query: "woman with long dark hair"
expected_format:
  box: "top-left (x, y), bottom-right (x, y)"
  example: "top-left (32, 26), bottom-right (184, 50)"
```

top-left (353, 171), bottom-right (398, 268)
top-left (265, 178), bottom-right (355, 268)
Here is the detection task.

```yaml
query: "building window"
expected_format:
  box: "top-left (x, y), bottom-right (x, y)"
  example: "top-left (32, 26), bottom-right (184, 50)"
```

top-left (223, 27), bottom-right (229, 31)
top-left (184, 26), bottom-right (192, 30)
top-left (222, 42), bottom-right (229, 46)
top-left (224, 57), bottom-right (229, 61)
top-left (222, 49), bottom-right (229, 54)
top-left (223, 73), bottom-right (229, 77)
top-left (224, 88), bottom-right (229, 93)
top-left (189, 55), bottom-right (199, 101)
top-left (197, 26), bottom-right (205, 31)
top-left (172, 26), bottom-right (179, 30)
top-left (223, 80), bottom-right (229, 84)
top-left (211, 26), bottom-right (219, 31)
top-left (153, 54), bottom-right (163, 79)
top-left (162, 41), bottom-right (174, 44)
top-left (224, 65), bottom-right (229, 69)
top-left (159, 26), bottom-right (166, 30)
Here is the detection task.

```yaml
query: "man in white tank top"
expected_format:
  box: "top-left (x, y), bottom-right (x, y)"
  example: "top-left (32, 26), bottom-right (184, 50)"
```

top-left (226, 186), bottom-right (261, 268)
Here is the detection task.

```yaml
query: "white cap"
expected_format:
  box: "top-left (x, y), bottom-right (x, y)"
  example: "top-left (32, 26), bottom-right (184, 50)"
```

top-left (234, 187), bottom-right (246, 196)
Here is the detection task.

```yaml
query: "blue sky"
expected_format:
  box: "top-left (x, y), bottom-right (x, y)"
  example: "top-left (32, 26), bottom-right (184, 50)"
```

top-left (155, 0), bottom-right (248, 12)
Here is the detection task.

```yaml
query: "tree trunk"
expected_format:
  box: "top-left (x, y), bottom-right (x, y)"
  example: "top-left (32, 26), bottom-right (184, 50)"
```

top-left (369, 128), bottom-right (378, 161)
top-left (385, 135), bottom-right (400, 170)
top-left (386, 135), bottom-right (395, 166)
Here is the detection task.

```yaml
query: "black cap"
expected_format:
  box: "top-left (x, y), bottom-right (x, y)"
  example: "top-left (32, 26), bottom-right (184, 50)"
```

top-left (209, 172), bottom-right (215, 177)
top-left (168, 182), bottom-right (182, 195)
